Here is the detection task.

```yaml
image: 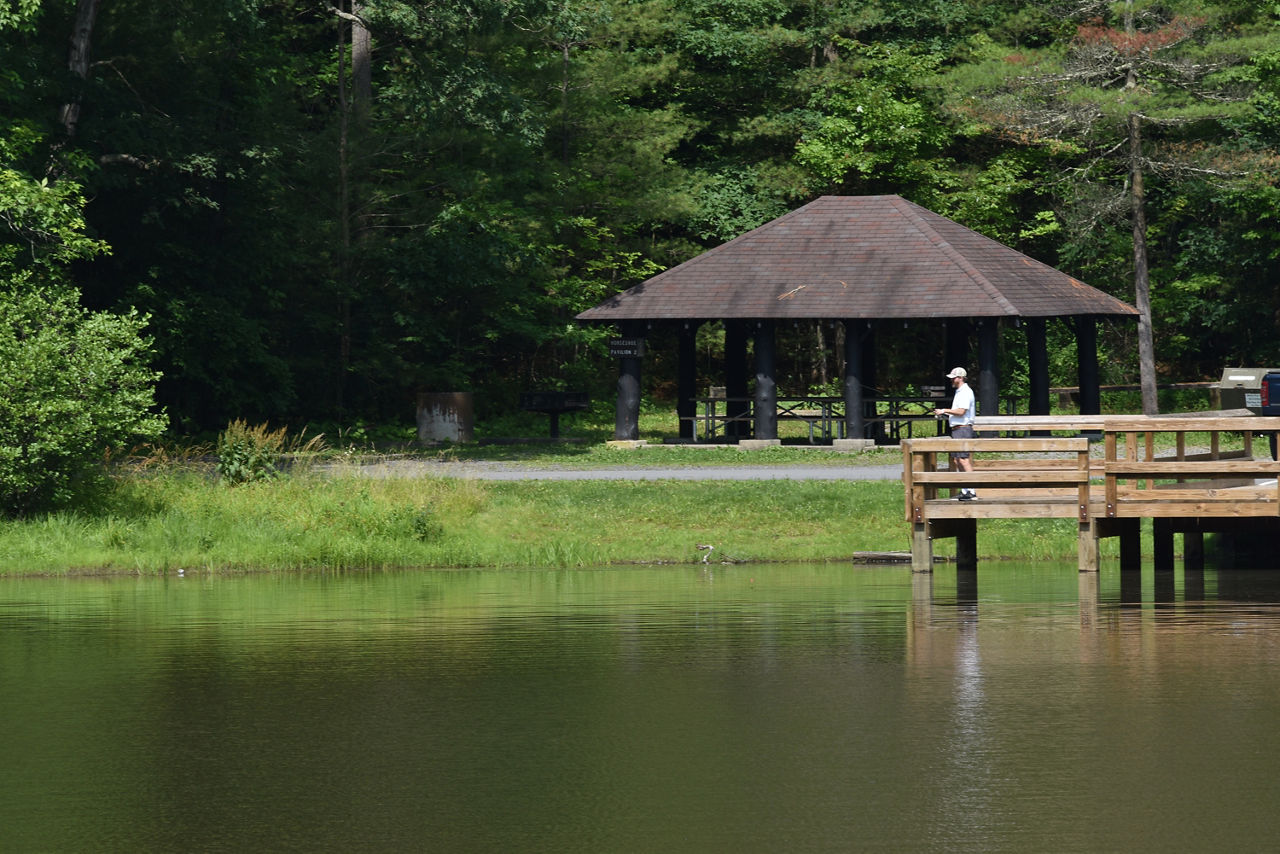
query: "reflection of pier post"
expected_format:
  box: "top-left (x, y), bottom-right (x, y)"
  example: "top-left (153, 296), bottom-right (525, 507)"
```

top-left (909, 571), bottom-right (935, 666)
top-left (1154, 566), bottom-right (1176, 604)
top-left (1184, 567), bottom-right (1206, 602)
top-left (1078, 571), bottom-right (1099, 632)
top-left (1120, 567), bottom-right (1143, 606)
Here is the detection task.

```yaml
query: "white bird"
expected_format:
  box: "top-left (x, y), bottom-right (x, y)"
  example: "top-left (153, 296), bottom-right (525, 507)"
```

top-left (696, 544), bottom-right (715, 564)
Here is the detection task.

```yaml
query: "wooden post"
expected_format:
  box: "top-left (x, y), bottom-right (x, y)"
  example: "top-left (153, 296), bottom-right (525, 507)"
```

top-left (911, 523), bottom-right (933, 573)
top-left (1079, 521), bottom-right (1099, 573)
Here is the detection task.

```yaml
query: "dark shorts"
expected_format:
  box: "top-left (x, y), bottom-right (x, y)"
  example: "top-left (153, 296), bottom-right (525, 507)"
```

top-left (950, 423), bottom-right (975, 458)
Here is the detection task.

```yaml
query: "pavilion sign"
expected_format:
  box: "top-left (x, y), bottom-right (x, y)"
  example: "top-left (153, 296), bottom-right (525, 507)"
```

top-left (608, 337), bottom-right (646, 358)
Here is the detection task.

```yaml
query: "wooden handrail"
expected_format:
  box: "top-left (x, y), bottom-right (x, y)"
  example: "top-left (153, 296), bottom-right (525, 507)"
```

top-left (903, 437), bottom-right (1091, 523)
top-left (905, 437), bottom-right (1089, 453)
top-left (1106, 460), bottom-right (1280, 476)
top-left (904, 415), bottom-right (1280, 571)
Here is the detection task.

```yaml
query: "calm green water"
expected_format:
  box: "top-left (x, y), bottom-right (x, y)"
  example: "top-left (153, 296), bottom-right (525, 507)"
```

top-left (3, 563), bottom-right (1280, 852)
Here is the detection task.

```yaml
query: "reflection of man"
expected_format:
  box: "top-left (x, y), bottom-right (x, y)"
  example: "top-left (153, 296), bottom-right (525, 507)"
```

top-left (933, 367), bottom-right (977, 501)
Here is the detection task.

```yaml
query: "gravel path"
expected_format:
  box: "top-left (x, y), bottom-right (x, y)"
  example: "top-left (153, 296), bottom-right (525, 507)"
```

top-left (347, 459), bottom-right (904, 481)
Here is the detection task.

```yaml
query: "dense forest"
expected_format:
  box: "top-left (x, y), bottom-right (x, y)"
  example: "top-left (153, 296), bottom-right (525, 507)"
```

top-left (2, 0), bottom-right (1278, 432)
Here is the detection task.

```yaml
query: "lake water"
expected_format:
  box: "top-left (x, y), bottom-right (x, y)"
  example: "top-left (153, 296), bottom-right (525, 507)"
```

top-left (3, 562), bottom-right (1280, 852)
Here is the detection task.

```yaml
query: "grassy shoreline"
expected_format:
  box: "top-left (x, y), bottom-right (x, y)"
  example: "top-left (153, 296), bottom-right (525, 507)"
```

top-left (0, 456), bottom-right (1111, 576)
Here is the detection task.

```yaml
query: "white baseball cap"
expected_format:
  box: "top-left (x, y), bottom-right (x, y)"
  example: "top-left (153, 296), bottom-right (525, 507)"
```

top-left (946, 367), bottom-right (967, 379)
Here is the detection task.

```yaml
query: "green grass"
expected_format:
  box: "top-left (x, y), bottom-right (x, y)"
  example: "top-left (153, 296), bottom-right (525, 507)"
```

top-left (14, 399), bottom-right (1227, 576)
top-left (0, 457), bottom-right (1113, 575)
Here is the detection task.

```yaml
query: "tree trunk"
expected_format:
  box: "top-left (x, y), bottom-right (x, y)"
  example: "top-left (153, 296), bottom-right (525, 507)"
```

top-left (1124, 0), bottom-right (1157, 415)
top-left (1129, 112), bottom-right (1157, 415)
top-left (58, 0), bottom-right (102, 137)
top-left (814, 322), bottom-right (828, 387)
top-left (337, 6), bottom-right (352, 415)
top-left (560, 40), bottom-right (571, 165)
top-left (352, 2), bottom-right (372, 115)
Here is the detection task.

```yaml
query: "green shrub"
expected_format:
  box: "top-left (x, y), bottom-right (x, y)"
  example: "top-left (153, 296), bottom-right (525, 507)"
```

top-left (216, 420), bottom-right (287, 484)
top-left (216, 420), bottom-right (326, 484)
top-left (0, 287), bottom-right (166, 516)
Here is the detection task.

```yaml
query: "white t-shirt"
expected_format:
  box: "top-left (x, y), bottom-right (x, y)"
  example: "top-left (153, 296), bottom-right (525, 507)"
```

top-left (949, 383), bottom-right (975, 427)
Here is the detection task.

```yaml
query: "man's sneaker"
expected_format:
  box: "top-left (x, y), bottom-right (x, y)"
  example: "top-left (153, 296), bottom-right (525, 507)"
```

top-left (958, 490), bottom-right (978, 501)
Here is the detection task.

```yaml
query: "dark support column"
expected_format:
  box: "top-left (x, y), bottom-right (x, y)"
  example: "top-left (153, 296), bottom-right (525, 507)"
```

top-left (1153, 517), bottom-right (1175, 572)
top-left (843, 320), bottom-right (865, 439)
top-left (614, 322), bottom-right (643, 441)
top-left (726, 321), bottom-right (750, 439)
top-left (978, 319), bottom-right (999, 417)
top-left (1118, 518), bottom-right (1142, 571)
top-left (677, 322), bottom-right (699, 441)
top-left (754, 321), bottom-right (778, 440)
top-left (1076, 315), bottom-right (1101, 415)
top-left (1026, 319), bottom-right (1050, 416)
top-left (945, 319), bottom-right (970, 374)
top-left (1184, 531), bottom-right (1205, 572)
top-left (863, 323), bottom-right (880, 442)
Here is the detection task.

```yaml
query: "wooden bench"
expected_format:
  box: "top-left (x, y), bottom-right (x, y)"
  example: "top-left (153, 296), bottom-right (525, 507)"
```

top-left (519, 391), bottom-right (589, 438)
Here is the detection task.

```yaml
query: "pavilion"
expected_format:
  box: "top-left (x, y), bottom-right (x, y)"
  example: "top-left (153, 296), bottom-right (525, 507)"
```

top-left (576, 195), bottom-right (1139, 442)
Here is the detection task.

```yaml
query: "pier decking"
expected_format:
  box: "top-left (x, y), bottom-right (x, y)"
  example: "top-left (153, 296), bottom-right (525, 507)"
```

top-left (903, 415), bottom-right (1280, 572)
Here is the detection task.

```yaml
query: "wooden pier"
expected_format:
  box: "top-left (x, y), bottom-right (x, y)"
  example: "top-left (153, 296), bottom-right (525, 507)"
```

top-left (903, 415), bottom-right (1280, 572)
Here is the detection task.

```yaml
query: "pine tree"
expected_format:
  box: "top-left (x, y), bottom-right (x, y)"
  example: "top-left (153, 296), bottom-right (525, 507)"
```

top-left (949, 0), bottom-right (1280, 413)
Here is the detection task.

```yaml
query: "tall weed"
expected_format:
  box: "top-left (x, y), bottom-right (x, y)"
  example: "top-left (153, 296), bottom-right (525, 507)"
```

top-left (216, 421), bottom-right (325, 484)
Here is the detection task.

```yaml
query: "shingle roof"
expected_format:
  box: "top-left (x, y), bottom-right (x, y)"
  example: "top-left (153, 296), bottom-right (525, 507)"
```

top-left (577, 195), bottom-right (1139, 321)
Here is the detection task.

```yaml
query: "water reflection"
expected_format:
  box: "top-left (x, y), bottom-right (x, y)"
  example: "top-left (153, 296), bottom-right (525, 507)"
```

top-left (3, 563), bottom-right (1280, 852)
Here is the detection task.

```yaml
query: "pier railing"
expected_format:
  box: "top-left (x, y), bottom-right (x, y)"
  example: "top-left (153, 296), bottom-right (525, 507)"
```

top-left (902, 415), bottom-right (1280, 572)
